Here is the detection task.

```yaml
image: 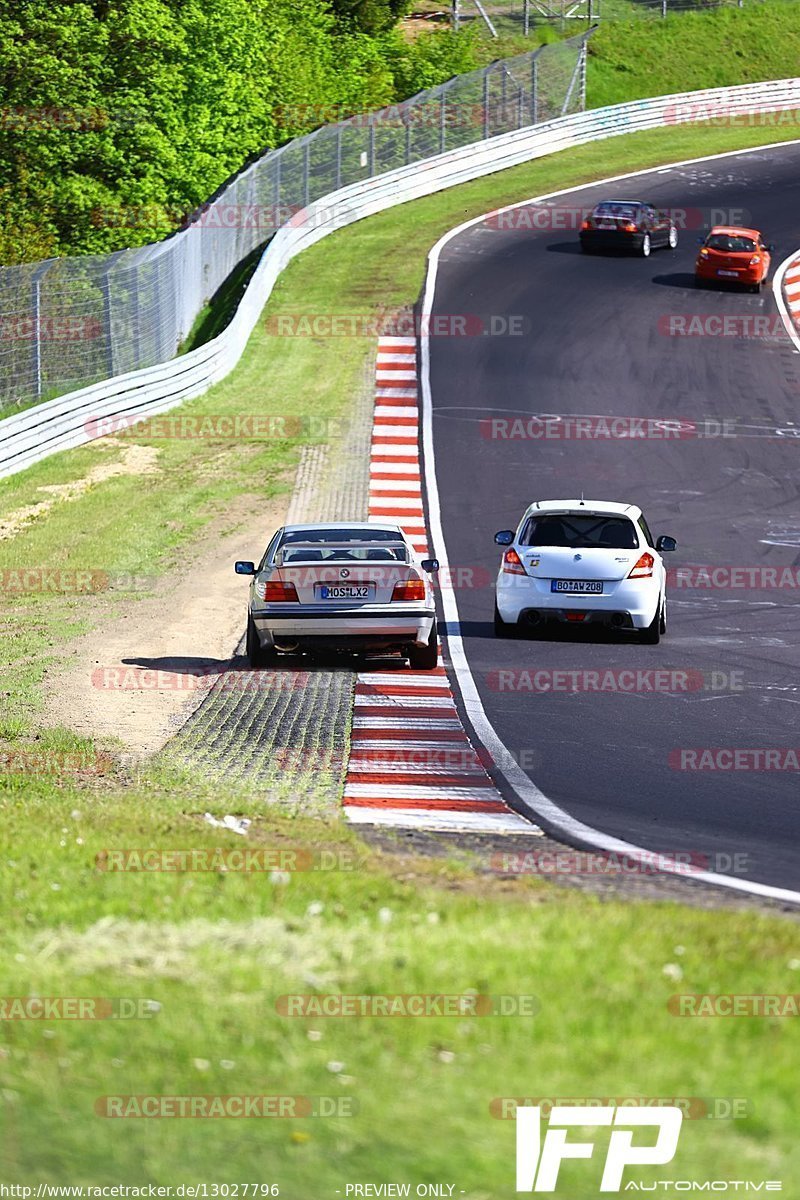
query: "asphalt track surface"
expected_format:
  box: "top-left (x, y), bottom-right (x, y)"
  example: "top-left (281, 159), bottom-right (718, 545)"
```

top-left (428, 143), bottom-right (800, 893)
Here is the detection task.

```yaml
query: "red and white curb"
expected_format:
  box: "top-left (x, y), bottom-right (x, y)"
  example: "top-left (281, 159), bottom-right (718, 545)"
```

top-left (783, 256), bottom-right (800, 330)
top-left (343, 336), bottom-right (540, 835)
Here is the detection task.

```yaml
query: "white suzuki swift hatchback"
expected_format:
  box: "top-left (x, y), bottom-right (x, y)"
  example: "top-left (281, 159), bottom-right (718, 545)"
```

top-left (494, 500), bottom-right (676, 644)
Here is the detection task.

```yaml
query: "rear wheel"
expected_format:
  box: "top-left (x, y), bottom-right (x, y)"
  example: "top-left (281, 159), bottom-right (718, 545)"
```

top-left (493, 603), bottom-right (516, 638)
top-left (246, 614), bottom-right (274, 668)
top-left (640, 600), bottom-right (663, 645)
top-left (408, 620), bottom-right (439, 670)
top-left (640, 233), bottom-right (651, 258)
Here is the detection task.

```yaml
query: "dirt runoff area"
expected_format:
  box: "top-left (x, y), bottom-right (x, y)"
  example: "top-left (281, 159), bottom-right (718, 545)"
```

top-left (42, 493), bottom-right (288, 758)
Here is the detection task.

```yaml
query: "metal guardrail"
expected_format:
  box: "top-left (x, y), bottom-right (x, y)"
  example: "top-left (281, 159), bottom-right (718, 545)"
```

top-left (0, 35), bottom-right (589, 410)
top-left (1, 76), bottom-right (799, 480)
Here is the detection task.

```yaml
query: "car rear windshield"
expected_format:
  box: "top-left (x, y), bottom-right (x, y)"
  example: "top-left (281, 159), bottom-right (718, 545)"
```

top-left (706, 234), bottom-right (756, 253)
top-left (520, 514), bottom-right (639, 550)
top-left (593, 203), bottom-right (640, 220)
top-left (278, 528), bottom-right (408, 563)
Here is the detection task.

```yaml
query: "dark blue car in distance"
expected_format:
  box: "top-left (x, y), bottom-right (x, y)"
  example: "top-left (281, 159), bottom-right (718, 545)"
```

top-left (579, 199), bottom-right (678, 257)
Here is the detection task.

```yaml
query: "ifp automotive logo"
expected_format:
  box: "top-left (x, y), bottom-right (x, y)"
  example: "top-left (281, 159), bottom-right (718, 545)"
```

top-left (515, 1105), bottom-right (683, 1192)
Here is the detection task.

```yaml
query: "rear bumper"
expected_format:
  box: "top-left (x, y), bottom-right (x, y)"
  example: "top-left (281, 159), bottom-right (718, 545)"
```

top-left (580, 231), bottom-right (644, 252)
top-left (496, 574), bottom-right (661, 630)
top-left (695, 262), bottom-right (761, 284)
top-left (251, 604), bottom-right (435, 648)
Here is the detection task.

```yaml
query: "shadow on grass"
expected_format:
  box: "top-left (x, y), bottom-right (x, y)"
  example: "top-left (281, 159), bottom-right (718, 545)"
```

top-left (178, 242), bottom-right (268, 354)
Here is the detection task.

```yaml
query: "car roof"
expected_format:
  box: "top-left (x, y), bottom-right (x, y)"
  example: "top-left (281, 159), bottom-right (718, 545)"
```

top-left (521, 499), bottom-right (641, 518)
top-left (281, 521), bottom-right (405, 535)
top-left (595, 198), bottom-right (647, 206)
top-left (707, 225), bottom-right (761, 239)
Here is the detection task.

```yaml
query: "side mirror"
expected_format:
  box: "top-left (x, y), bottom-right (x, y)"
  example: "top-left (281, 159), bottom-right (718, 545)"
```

top-left (767, 243), bottom-right (775, 253)
top-left (655, 536), bottom-right (676, 552)
top-left (235, 561), bottom-right (256, 575)
top-left (697, 236), bottom-right (705, 245)
top-left (421, 558), bottom-right (439, 573)
top-left (494, 530), bottom-right (514, 546)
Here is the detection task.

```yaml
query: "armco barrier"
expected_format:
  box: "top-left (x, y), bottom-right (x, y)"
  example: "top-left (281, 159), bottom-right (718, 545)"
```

top-left (1, 77), bottom-right (799, 480)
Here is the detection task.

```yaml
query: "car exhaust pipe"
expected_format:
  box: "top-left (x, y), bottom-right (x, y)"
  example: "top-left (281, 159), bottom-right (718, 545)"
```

top-left (609, 613), bottom-right (625, 628)
top-left (524, 611), bottom-right (541, 626)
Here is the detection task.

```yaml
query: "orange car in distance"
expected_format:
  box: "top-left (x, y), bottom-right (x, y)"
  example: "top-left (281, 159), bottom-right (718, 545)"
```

top-left (695, 225), bottom-right (773, 293)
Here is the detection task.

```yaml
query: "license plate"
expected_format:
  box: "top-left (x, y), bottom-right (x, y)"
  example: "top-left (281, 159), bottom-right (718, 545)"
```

top-left (717, 269), bottom-right (739, 277)
top-left (317, 585), bottom-right (373, 600)
top-left (551, 579), bottom-right (604, 594)
top-left (599, 221), bottom-right (616, 229)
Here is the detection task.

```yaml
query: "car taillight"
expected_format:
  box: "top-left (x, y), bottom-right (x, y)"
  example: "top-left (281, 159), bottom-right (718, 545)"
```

top-left (628, 553), bottom-right (654, 579)
top-left (260, 580), bottom-right (299, 601)
top-left (502, 548), bottom-right (526, 575)
top-left (581, 218), bottom-right (592, 230)
top-left (622, 222), bottom-right (637, 233)
top-left (392, 578), bottom-right (426, 601)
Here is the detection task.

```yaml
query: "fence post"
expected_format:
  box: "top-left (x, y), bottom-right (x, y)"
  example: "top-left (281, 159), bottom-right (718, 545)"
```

top-left (524, 0), bottom-right (530, 35)
top-left (453, 0), bottom-right (460, 31)
top-left (368, 120), bottom-right (375, 175)
top-left (531, 54), bottom-right (538, 125)
top-left (440, 92), bottom-right (447, 154)
top-left (30, 262), bottom-right (51, 402)
top-left (303, 140), bottom-right (311, 208)
top-left (335, 125), bottom-right (342, 191)
top-left (405, 114), bottom-right (412, 164)
top-left (101, 263), bottom-right (115, 380)
top-left (483, 71), bottom-right (490, 139)
top-left (661, 0), bottom-right (667, 16)
top-left (580, 40), bottom-right (588, 110)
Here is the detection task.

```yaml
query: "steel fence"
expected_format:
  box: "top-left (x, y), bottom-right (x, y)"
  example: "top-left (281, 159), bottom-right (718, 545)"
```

top-left (0, 33), bottom-right (590, 411)
top-left (454, 0), bottom-right (771, 35)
